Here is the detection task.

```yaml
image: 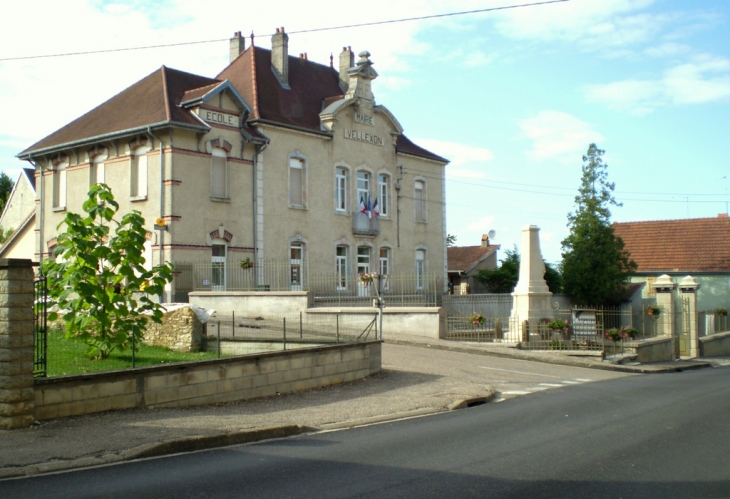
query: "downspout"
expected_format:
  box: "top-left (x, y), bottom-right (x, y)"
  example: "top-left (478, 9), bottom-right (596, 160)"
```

top-left (26, 156), bottom-right (41, 264)
top-left (148, 126), bottom-right (165, 303)
top-left (252, 140), bottom-right (268, 286)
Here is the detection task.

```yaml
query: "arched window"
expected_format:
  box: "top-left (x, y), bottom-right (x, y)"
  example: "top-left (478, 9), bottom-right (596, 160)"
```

top-left (52, 158), bottom-right (68, 210)
top-left (90, 151), bottom-right (107, 187)
top-left (336, 245), bottom-right (348, 290)
top-left (415, 249), bottom-right (426, 290)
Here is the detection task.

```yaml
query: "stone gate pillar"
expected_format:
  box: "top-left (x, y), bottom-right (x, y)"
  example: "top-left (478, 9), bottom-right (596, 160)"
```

top-left (0, 259), bottom-right (35, 429)
top-left (508, 226), bottom-right (553, 341)
top-left (679, 275), bottom-right (700, 358)
top-left (651, 274), bottom-right (675, 338)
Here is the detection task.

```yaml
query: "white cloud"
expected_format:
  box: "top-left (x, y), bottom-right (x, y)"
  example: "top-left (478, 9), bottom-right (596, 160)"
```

top-left (414, 139), bottom-right (494, 167)
top-left (461, 51), bottom-right (497, 68)
top-left (517, 111), bottom-right (604, 160)
top-left (466, 215), bottom-right (495, 232)
top-left (493, 0), bottom-right (658, 49)
top-left (644, 42), bottom-right (690, 58)
top-left (586, 55), bottom-right (730, 112)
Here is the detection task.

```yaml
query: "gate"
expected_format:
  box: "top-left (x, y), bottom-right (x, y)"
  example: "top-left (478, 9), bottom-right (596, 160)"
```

top-left (33, 277), bottom-right (48, 377)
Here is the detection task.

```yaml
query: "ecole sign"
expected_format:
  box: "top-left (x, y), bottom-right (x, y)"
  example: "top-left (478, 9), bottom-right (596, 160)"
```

top-left (198, 109), bottom-right (240, 128)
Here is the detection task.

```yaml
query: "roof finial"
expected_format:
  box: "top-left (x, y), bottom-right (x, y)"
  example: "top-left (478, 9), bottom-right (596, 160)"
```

top-left (330, 53), bottom-right (334, 67)
top-left (250, 31), bottom-right (255, 45)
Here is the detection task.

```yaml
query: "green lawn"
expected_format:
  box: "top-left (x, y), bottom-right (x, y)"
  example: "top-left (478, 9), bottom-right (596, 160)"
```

top-left (46, 330), bottom-right (219, 377)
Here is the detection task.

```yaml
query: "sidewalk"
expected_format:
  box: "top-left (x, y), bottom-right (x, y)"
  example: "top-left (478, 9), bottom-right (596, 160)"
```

top-left (383, 332), bottom-right (718, 373)
top-left (1, 335), bottom-right (722, 480)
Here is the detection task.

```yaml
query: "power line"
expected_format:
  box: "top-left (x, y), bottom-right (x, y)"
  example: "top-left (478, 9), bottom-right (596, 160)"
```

top-left (0, 0), bottom-right (569, 62)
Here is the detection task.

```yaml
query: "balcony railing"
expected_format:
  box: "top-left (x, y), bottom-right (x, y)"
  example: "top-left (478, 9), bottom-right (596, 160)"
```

top-left (352, 212), bottom-right (380, 236)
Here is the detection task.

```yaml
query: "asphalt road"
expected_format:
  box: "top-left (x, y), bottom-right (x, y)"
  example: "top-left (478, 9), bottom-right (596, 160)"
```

top-left (384, 342), bottom-right (633, 401)
top-left (4, 364), bottom-right (728, 498)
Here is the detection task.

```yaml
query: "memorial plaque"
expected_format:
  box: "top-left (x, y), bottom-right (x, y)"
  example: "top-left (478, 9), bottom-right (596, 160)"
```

top-left (572, 309), bottom-right (597, 336)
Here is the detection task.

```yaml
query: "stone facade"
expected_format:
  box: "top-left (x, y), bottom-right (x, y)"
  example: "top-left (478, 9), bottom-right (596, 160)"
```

top-left (143, 305), bottom-right (204, 352)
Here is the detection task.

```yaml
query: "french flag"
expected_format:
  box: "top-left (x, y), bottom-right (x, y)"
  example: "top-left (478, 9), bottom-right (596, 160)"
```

top-left (359, 195), bottom-right (367, 215)
top-left (373, 197), bottom-right (380, 217)
top-left (366, 196), bottom-right (372, 219)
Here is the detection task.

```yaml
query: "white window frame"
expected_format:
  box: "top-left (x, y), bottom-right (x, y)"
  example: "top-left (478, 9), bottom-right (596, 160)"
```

top-left (378, 174), bottom-right (389, 217)
top-left (336, 245), bottom-right (348, 291)
top-left (414, 180), bottom-right (426, 222)
top-left (131, 146), bottom-right (148, 200)
top-left (289, 157), bottom-right (306, 208)
top-left (211, 243), bottom-right (227, 291)
top-left (415, 249), bottom-right (426, 290)
top-left (211, 148), bottom-right (230, 200)
top-left (290, 242), bottom-right (304, 291)
top-left (356, 171), bottom-right (371, 210)
top-left (335, 167), bottom-right (347, 212)
top-left (379, 247), bottom-right (390, 276)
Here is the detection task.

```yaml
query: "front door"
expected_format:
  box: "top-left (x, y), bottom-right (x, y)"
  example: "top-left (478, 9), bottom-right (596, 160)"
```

top-left (212, 243), bottom-right (226, 291)
top-left (357, 246), bottom-right (371, 297)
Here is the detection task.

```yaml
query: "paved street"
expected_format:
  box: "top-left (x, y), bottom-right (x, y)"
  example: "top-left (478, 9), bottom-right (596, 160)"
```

top-left (383, 343), bottom-right (633, 402)
top-left (3, 363), bottom-right (728, 498)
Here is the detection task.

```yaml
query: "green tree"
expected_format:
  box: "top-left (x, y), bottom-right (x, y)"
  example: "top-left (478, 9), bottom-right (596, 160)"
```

top-left (0, 226), bottom-right (14, 244)
top-left (446, 233), bottom-right (457, 247)
top-left (0, 172), bottom-right (13, 213)
top-left (41, 184), bottom-right (173, 359)
top-left (561, 144), bottom-right (636, 305)
top-left (475, 246), bottom-right (562, 293)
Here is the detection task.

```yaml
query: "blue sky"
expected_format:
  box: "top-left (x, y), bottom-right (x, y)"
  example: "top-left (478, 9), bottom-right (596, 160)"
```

top-left (1, 0), bottom-right (728, 263)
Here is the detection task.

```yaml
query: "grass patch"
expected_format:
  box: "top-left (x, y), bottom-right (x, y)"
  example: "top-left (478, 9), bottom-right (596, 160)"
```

top-left (46, 329), bottom-right (219, 377)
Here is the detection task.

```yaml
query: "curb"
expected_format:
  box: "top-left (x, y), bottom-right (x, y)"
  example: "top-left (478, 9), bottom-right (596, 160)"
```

top-left (384, 338), bottom-right (713, 374)
top-left (0, 425), bottom-right (317, 480)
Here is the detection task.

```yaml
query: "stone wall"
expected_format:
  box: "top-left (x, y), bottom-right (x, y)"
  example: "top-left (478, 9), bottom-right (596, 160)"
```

top-left (0, 259), bottom-right (35, 429)
top-left (33, 341), bottom-right (381, 420)
top-left (699, 331), bottom-right (730, 357)
top-left (189, 291), bottom-right (311, 318)
top-left (143, 305), bottom-right (204, 352)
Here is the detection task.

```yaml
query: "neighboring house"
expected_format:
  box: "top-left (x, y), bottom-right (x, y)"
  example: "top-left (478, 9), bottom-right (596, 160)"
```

top-left (16, 29), bottom-right (448, 302)
top-left (613, 215), bottom-right (730, 311)
top-left (0, 168), bottom-right (36, 261)
top-left (447, 234), bottom-right (500, 294)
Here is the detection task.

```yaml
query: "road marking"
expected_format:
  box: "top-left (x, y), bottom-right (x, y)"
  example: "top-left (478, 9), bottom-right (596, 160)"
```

top-left (574, 378), bottom-right (592, 382)
top-left (539, 383), bottom-right (563, 387)
top-left (500, 390), bottom-right (531, 395)
top-left (478, 366), bottom-right (561, 378)
top-left (561, 380), bottom-right (581, 384)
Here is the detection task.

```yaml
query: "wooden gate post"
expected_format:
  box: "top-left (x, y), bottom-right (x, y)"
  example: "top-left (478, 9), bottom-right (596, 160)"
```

top-left (679, 276), bottom-right (700, 358)
top-left (0, 259), bottom-right (35, 429)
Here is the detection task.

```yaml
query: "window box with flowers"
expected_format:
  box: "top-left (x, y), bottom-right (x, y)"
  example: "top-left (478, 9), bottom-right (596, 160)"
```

top-left (716, 308), bottom-right (728, 317)
top-left (647, 305), bottom-right (661, 318)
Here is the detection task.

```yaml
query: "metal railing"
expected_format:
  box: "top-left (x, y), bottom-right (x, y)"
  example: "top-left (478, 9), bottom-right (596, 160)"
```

top-left (205, 311), bottom-right (380, 357)
top-left (352, 212), bottom-right (380, 236)
top-left (310, 273), bottom-right (441, 308)
top-left (33, 277), bottom-right (48, 377)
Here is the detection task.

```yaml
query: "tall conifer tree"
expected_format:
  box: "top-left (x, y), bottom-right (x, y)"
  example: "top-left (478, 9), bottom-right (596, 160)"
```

top-left (561, 144), bottom-right (636, 305)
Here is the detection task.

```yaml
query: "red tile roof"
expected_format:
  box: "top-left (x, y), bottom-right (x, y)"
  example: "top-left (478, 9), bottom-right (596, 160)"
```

top-left (20, 47), bottom-right (446, 163)
top-left (448, 244), bottom-right (500, 273)
top-left (612, 216), bottom-right (730, 272)
top-left (19, 67), bottom-right (219, 156)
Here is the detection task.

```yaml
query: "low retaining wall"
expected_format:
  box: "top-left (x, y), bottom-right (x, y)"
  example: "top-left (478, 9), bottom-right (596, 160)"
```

top-left (699, 331), bottom-right (730, 357)
top-left (306, 307), bottom-right (445, 339)
top-left (626, 336), bottom-right (675, 363)
top-left (33, 341), bottom-right (381, 421)
top-left (189, 291), bottom-right (310, 317)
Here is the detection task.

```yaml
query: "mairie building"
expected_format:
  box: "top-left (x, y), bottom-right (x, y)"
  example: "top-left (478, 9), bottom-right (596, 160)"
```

top-left (17, 29), bottom-right (448, 302)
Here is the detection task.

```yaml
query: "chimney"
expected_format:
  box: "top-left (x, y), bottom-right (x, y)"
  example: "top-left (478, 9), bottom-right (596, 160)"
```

top-left (339, 46), bottom-right (354, 92)
top-left (271, 27), bottom-right (289, 86)
top-left (229, 31), bottom-right (245, 63)
top-left (481, 234), bottom-right (489, 248)
top-left (719, 213), bottom-right (729, 218)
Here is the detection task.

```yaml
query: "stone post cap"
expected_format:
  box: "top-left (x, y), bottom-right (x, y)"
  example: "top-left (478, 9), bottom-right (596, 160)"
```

top-left (521, 225), bottom-right (540, 231)
top-left (652, 274), bottom-right (676, 291)
top-left (679, 275), bottom-right (700, 291)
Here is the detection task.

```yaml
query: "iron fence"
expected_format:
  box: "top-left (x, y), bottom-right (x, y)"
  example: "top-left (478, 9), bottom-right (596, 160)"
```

top-left (33, 277), bottom-right (48, 377)
top-left (310, 273), bottom-right (441, 308)
top-left (205, 311), bottom-right (380, 357)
